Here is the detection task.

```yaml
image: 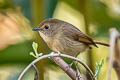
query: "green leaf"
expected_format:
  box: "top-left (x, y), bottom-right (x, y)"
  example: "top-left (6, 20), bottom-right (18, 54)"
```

top-left (32, 42), bottom-right (38, 56)
top-left (30, 52), bottom-right (34, 56)
top-left (32, 42), bottom-right (38, 51)
top-left (30, 52), bottom-right (37, 58)
top-left (94, 59), bottom-right (104, 80)
top-left (30, 42), bottom-right (43, 58)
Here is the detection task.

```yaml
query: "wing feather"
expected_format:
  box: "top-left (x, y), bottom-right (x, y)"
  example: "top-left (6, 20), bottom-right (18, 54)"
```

top-left (62, 25), bottom-right (98, 47)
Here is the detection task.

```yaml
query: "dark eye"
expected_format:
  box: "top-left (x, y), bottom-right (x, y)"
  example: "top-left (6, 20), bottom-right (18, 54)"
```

top-left (44, 25), bottom-right (49, 30)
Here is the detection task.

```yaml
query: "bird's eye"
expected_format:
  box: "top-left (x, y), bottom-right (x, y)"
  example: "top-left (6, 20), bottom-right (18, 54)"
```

top-left (44, 25), bottom-right (49, 30)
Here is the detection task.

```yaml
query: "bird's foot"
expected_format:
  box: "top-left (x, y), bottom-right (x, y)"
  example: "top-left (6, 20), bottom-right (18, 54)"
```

top-left (55, 51), bottom-right (61, 56)
top-left (75, 63), bottom-right (81, 80)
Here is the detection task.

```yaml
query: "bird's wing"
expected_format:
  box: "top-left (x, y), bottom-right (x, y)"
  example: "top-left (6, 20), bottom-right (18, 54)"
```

top-left (77, 31), bottom-right (98, 47)
top-left (62, 25), bottom-right (98, 47)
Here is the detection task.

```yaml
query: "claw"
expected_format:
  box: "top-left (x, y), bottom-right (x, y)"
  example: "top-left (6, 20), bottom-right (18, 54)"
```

top-left (56, 51), bottom-right (61, 56)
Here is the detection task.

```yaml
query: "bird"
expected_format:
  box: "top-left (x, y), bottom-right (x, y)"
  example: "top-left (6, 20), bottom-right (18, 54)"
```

top-left (32, 18), bottom-right (109, 57)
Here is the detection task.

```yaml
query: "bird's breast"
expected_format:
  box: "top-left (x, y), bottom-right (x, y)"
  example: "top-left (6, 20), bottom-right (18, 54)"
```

top-left (39, 31), bottom-right (88, 56)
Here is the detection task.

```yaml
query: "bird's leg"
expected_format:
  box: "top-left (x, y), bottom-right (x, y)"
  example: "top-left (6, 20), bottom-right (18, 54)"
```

top-left (69, 61), bottom-right (74, 67)
top-left (66, 52), bottom-right (80, 69)
top-left (69, 53), bottom-right (80, 67)
top-left (68, 61), bottom-right (82, 80)
top-left (65, 53), bottom-right (79, 73)
top-left (74, 53), bottom-right (82, 80)
top-left (64, 61), bottom-right (75, 72)
top-left (75, 62), bottom-right (82, 80)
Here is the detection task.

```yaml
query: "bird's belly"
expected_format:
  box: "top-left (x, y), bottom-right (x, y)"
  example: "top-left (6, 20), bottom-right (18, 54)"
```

top-left (51, 37), bottom-right (88, 56)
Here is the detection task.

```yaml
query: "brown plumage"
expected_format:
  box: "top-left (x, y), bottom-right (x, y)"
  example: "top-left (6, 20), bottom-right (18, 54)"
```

top-left (32, 18), bottom-right (98, 56)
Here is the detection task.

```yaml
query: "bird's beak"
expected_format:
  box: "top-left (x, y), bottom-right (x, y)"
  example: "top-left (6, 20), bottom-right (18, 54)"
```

top-left (32, 27), bottom-right (40, 31)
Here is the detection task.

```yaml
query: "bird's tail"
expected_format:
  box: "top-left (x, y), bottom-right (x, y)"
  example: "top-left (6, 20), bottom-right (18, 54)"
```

top-left (93, 40), bottom-right (109, 47)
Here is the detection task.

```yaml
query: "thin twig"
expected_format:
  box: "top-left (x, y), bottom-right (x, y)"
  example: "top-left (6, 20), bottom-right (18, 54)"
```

top-left (18, 52), bottom-right (94, 80)
top-left (32, 64), bottom-right (39, 80)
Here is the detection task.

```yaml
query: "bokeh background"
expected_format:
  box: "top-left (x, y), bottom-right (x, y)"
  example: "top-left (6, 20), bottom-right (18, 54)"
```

top-left (0, 0), bottom-right (120, 80)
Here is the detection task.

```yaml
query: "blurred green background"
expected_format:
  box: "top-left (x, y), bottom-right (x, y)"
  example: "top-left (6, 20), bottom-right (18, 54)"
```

top-left (0, 0), bottom-right (120, 80)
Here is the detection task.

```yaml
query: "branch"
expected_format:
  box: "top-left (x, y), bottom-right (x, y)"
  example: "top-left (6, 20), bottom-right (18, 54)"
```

top-left (50, 56), bottom-right (77, 80)
top-left (59, 53), bottom-right (94, 79)
top-left (107, 28), bottom-right (120, 80)
top-left (18, 52), bottom-right (94, 80)
top-left (32, 64), bottom-right (39, 80)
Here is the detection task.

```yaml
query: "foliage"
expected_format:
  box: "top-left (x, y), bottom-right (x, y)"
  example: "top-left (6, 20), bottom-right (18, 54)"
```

top-left (94, 59), bottom-right (104, 80)
top-left (30, 42), bottom-right (42, 58)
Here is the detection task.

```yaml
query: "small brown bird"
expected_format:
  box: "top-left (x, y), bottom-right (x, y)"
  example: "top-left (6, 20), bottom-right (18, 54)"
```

top-left (32, 18), bottom-right (109, 57)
